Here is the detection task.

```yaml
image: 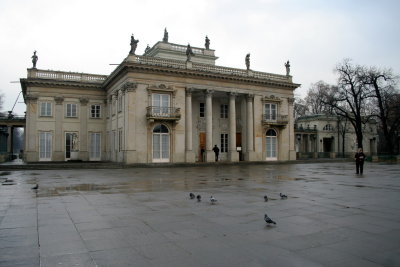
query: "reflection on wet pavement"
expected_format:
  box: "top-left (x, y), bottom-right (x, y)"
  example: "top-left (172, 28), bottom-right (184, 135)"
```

top-left (1, 162), bottom-right (400, 267)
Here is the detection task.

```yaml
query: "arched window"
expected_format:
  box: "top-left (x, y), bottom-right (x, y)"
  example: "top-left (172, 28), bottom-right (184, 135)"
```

top-left (266, 129), bottom-right (277, 160)
top-left (152, 124), bottom-right (169, 162)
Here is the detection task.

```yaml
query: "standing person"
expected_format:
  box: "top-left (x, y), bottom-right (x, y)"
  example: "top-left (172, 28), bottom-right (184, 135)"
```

top-left (354, 147), bottom-right (366, 174)
top-left (212, 145), bottom-right (220, 162)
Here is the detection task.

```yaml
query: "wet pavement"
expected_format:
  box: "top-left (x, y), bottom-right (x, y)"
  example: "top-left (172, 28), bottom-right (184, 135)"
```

top-left (1, 162), bottom-right (400, 267)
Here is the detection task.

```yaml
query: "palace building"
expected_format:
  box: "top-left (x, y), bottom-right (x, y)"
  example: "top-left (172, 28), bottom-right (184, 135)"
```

top-left (20, 32), bottom-right (300, 163)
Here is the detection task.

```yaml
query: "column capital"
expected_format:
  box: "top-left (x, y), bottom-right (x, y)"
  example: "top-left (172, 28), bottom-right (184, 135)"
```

top-left (246, 94), bottom-right (254, 101)
top-left (79, 98), bottom-right (89, 106)
top-left (121, 81), bottom-right (137, 93)
top-left (228, 92), bottom-right (238, 97)
top-left (205, 89), bottom-right (214, 96)
top-left (287, 97), bottom-right (295, 104)
top-left (25, 94), bottom-right (38, 103)
top-left (54, 96), bottom-right (64, 105)
top-left (185, 87), bottom-right (194, 96)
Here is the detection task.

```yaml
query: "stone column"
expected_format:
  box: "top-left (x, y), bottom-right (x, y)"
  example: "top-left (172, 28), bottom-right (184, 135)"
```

top-left (7, 126), bottom-right (12, 155)
top-left (25, 95), bottom-right (37, 161)
top-left (205, 90), bottom-right (215, 162)
top-left (245, 94), bottom-right (255, 161)
top-left (229, 92), bottom-right (239, 162)
top-left (185, 88), bottom-right (195, 162)
top-left (79, 98), bottom-right (89, 160)
top-left (53, 96), bottom-right (64, 161)
top-left (122, 82), bottom-right (137, 163)
top-left (287, 97), bottom-right (296, 160)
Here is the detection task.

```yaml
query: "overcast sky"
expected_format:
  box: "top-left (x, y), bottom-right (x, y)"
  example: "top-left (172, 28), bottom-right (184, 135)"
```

top-left (1, 0), bottom-right (399, 115)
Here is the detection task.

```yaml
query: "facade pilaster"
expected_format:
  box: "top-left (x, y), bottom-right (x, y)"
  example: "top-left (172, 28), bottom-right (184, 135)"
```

top-left (122, 82), bottom-right (137, 163)
top-left (205, 89), bottom-right (215, 162)
top-left (245, 94), bottom-right (255, 161)
top-left (287, 97), bottom-right (296, 160)
top-left (79, 97), bottom-right (89, 160)
top-left (228, 92), bottom-right (239, 162)
top-left (53, 96), bottom-right (64, 161)
top-left (25, 95), bottom-right (38, 161)
top-left (185, 88), bottom-right (195, 162)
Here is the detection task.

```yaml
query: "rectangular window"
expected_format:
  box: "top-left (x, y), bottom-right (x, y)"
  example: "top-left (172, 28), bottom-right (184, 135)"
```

top-left (264, 103), bottom-right (277, 120)
top-left (90, 132), bottom-right (101, 160)
top-left (39, 132), bottom-right (52, 160)
top-left (40, 102), bottom-right (52, 117)
top-left (91, 104), bottom-right (101, 118)
top-left (200, 103), bottom-right (205, 117)
top-left (220, 104), bottom-right (228, 118)
top-left (221, 133), bottom-right (228, 153)
top-left (152, 93), bottom-right (170, 116)
top-left (66, 103), bottom-right (77, 118)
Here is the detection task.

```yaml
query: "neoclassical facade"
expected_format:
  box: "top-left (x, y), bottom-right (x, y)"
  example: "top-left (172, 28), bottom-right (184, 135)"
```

top-left (295, 114), bottom-right (378, 158)
top-left (21, 35), bottom-right (300, 163)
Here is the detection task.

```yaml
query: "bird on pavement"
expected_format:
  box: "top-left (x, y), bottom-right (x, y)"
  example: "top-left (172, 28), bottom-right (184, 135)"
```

top-left (32, 184), bottom-right (39, 190)
top-left (189, 193), bottom-right (195, 199)
top-left (280, 193), bottom-right (287, 199)
top-left (264, 195), bottom-right (268, 202)
top-left (264, 214), bottom-right (276, 225)
top-left (210, 196), bottom-right (217, 204)
top-left (196, 195), bottom-right (201, 202)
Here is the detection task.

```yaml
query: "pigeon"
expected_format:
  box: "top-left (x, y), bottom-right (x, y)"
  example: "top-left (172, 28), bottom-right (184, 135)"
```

top-left (264, 214), bottom-right (276, 225)
top-left (196, 195), bottom-right (201, 202)
top-left (32, 184), bottom-right (39, 190)
top-left (210, 196), bottom-right (217, 204)
top-left (264, 195), bottom-right (268, 202)
top-left (189, 193), bottom-right (195, 199)
top-left (280, 193), bottom-right (287, 199)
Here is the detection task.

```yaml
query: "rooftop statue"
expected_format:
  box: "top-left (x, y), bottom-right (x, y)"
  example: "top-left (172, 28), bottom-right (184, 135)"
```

top-left (186, 44), bottom-right (195, 62)
top-left (245, 53), bottom-right (250, 70)
top-left (129, 34), bottom-right (139, 55)
top-left (285, 60), bottom-right (291, 76)
top-left (31, 50), bottom-right (38, 69)
top-left (205, 36), bottom-right (210, 50)
top-left (145, 44), bottom-right (151, 54)
top-left (163, 28), bottom-right (169, 42)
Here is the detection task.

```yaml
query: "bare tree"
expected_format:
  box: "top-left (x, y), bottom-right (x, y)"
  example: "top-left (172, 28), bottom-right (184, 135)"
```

top-left (305, 81), bottom-right (336, 115)
top-left (364, 67), bottom-right (400, 154)
top-left (294, 96), bottom-right (308, 119)
top-left (322, 59), bottom-right (372, 149)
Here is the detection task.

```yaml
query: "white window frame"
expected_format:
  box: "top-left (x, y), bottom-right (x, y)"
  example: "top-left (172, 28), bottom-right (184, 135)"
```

top-left (221, 133), bottom-right (228, 153)
top-left (91, 104), bottom-right (101, 118)
top-left (90, 132), bottom-right (101, 161)
top-left (220, 104), bottom-right (228, 119)
top-left (264, 103), bottom-right (277, 121)
top-left (66, 103), bottom-right (77, 118)
top-left (39, 102), bottom-right (52, 117)
top-left (152, 93), bottom-right (170, 116)
top-left (39, 132), bottom-right (52, 161)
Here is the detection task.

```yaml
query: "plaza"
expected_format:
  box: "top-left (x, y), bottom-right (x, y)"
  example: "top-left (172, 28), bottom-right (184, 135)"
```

top-left (1, 161), bottom-right (400, 266)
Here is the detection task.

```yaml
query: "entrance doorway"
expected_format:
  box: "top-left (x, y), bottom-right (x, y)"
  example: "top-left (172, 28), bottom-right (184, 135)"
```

top-left (266, 129), bottom-right (277, 161)
top-left (152, 124), bottom-right (170, 162)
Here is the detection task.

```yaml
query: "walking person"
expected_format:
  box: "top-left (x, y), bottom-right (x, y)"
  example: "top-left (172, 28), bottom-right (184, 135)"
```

top-left (212, 145), bottom-right (220, 162)
top-left (354, 147), bottom-right (366, 174)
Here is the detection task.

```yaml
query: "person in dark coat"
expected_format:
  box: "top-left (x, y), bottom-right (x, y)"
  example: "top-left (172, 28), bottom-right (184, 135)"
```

top-left (354, 147), bottom-right (366, 174)
top-left (212, 145), bottom-right (220, 162)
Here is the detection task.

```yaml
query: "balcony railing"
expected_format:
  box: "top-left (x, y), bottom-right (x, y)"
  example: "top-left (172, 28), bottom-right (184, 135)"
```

top-left (262, 114), bottom-right (289, 126)
top-left (146, 106), bottom-right (181, 121)
top-left (27, 69), bottom-right (107, 83)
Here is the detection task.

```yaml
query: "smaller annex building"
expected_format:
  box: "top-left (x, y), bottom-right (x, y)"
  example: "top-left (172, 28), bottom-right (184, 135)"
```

top-left (20, 31), bottom-right (300, 163)
top-left (295, 114), bottom-right (378, 158)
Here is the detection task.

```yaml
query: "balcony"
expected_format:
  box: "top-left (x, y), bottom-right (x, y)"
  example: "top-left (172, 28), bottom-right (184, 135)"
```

top-left (146, 106), bottom-right (181, 122)
top-left (262, 114), bottom-right (289, 127)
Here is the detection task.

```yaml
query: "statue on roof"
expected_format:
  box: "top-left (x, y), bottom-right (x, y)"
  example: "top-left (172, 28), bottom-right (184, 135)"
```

top-left (129, 34), bottom-right (139, 55)
top-left (285, 60), bottom-right (291, 76)
top-left (205, 36), bottom-right (210, 50)
top-left (245, 53), bottom-right (250, 70)
top-left (31, 50), bottom-right (38, 69)
top-left (163, 28), bottom-right (169, 42)
top-left (186, 44), bottom-right (195, 62)
top-left (144, 44), bottom-right (151, 54)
